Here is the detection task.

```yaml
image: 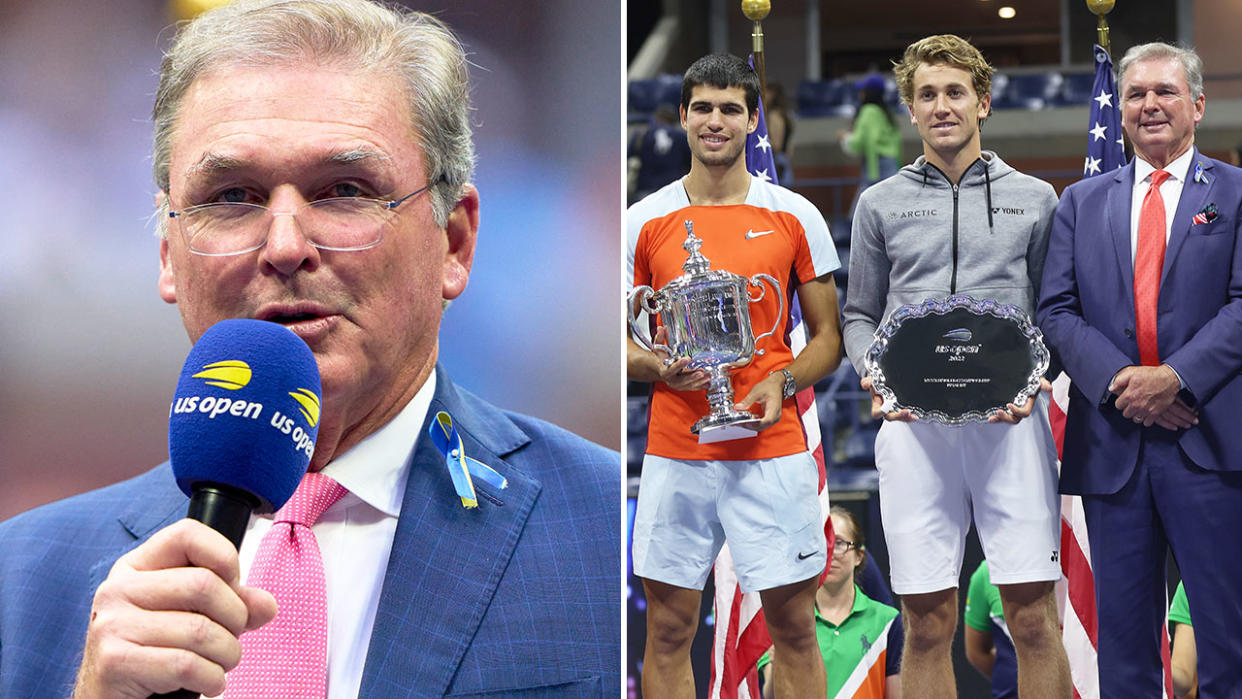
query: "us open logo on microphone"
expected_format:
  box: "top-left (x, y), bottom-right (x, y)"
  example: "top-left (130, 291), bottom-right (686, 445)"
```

top-left (270, 389), bottom-right (320, 457)
top-left (170, 360), bottom-right (265, 420)
top-left (171, 358), bottom-right (320, 458)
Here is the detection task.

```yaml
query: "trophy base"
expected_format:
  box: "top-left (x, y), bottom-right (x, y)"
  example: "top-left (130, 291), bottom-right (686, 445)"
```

top-left (692, 411), bottom-right (762, 444)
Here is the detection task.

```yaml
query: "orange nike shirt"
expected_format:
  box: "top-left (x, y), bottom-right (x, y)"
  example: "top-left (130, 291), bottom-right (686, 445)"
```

top-left (627, 177), bottom-right (839, 461)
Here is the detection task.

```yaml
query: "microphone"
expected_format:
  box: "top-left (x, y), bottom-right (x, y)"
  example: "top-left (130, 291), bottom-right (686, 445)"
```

top-left (155, 318), bottom-right (321, 699)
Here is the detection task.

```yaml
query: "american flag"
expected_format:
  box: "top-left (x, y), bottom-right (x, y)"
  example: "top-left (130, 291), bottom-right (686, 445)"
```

top-left (1056, 42), bottom-right (1123, 699)
top-left (1055, 44), bottom-right (1173, 699)
top-left (708, 57), bottom-right (833, 699)
top-left (1080, 45), bottom-right (1126, 178)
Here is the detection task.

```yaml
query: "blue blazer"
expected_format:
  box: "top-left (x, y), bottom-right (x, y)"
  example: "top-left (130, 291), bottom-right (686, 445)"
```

top-left (1037, 149), bottom-right (1242, 495)
top-left (0, 366), bottom-right (621, 697)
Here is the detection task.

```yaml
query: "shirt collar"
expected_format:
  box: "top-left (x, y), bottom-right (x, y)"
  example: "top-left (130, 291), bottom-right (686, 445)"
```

top-left (318, 371), bottom-right (437, 517)
top-left (1134, 146), bottom-right (1195, 186)
top-left (814, 584), bottom-right (872, 628)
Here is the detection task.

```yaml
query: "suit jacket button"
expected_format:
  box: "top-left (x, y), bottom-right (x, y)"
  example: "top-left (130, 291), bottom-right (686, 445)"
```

top-left (1124, 327), bottom-right (1134, 338)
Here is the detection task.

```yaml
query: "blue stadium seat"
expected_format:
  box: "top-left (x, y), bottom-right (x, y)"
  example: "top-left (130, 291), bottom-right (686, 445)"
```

top-left (883, 78), bottom-right (902, 109)
top-left (1055, 72), bottom-right (1098, 106)
top-left (842, 425), bottom-right (878, 470)
top-left (797, 78), bottom-right (852, 118)
top-left (628, 73), bottom-right (683, 123)
top-left (986, 73), bottom-right (1011, 108)
top-left (653, 73), bottom-right (682, 110)
top-left (993, 72), bottom-right (1064, 110)
top-left (628, 79), bottom-right (660, 121)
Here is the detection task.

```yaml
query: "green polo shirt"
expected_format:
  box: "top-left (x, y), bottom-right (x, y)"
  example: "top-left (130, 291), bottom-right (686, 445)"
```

top-left (758, 585), bottom-right (899, 698)
top-left (1169, 581), bottom-right (1191, 626)
top-left (965, 560), bottom-right (1004, 632)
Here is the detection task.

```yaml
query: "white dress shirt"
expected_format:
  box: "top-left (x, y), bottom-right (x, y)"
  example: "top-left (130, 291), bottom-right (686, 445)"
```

top-left (1129, 147), bottom-right (1195, 264)
top-left (207, 372), bottom-right (434, 698)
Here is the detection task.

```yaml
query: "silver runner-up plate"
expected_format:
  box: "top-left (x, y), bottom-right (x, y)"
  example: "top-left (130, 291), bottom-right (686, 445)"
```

top-left (863, 295), bottom-right (1050, 424)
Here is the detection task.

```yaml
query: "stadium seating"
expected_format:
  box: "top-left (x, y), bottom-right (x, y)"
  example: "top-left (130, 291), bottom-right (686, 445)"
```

top-left (1055, 71), bottom-right (1098, 106)
top-left (992, 71), bottom-right (1063, 110)
top-left (627, 73), bottom-right (683, 122)
top-left (634, 68), bottom-right (1101, 122)
top-left (797, 78), bottom-right (856, 118)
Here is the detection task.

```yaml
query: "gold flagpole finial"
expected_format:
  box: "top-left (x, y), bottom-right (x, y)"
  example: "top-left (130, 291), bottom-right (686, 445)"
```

top-left (742, 0), bottom-right (772, 101)
top-left (742, 0), bottom-right (770, 22)
top-left (1085, 0), bottom-right (1116, 56)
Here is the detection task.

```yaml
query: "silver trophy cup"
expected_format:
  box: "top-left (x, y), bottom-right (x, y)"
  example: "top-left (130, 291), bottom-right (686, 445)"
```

top-left (629, 220), bottom-right (783, 437)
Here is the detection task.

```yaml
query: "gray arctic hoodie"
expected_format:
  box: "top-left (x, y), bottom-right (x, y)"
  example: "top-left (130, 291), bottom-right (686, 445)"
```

top-left (842, 150), bottom-right (1058, 376)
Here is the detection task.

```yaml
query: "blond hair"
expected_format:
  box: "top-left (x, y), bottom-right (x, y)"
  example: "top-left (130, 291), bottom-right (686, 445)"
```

top-left (893, 34), bottom-right (994, 122)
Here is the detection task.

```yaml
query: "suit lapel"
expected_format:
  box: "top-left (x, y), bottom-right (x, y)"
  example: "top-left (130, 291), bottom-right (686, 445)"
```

top-left (360, 367), bottom-right (539, 696)
top-left (1108, 163), bottom-right (1137, 301)
top-left (90, 466), bottom-right (187, 590)
top-left (1164, 148), bottom-right (1214, 282)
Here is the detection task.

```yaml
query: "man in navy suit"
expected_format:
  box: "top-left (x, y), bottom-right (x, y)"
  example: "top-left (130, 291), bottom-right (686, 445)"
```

top-left (0, 1), bottom-right (619, 697)
top-left (1037, 42), bottom-right (1242, 698)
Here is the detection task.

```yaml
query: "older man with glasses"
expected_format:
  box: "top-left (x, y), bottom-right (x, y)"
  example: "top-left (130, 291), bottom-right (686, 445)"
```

top-left (0, 1), bottom-right (620, 697)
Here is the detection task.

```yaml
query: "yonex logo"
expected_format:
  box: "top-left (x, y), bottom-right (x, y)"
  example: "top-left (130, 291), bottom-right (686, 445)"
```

top-left (289, 388), bottom-right (321, 428)
top-left (942, 328), bottom-right (973, 342)
top-left (192, 360), bottom-right (252, 390)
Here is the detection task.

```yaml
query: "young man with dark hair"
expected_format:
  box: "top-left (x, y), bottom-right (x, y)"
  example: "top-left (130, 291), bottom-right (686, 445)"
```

top-left (843, 34), bottom-right (1071, 698)
top-left (628, 52), bottom-right (842, 699)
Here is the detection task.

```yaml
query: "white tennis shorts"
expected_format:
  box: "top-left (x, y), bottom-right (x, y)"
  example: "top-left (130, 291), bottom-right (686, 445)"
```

top-left (874, 395), bottom-right (1061, 595)
top-left (631, 451), bottom-right (827, 593)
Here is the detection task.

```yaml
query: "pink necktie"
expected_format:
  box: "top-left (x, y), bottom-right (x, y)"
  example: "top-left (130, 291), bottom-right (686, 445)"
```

top-left (1135, 169), bottom-right (1170, 366)
top-left (226, 472), bottom-right (347, 698)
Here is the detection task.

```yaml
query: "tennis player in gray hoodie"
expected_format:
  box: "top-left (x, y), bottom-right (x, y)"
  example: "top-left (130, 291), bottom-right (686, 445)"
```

top-left (842, 35), bottom-right (1071, 698)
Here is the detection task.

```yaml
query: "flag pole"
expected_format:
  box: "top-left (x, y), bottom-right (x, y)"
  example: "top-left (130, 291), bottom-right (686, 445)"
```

top-left (742, 0), bottom-right (771, 101)
top-left (1086, 0), bottom-right (1115, 56)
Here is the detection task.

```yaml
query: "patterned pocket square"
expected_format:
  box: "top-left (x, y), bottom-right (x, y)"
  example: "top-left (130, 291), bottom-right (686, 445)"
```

top-left (1193, 203), bottom-right (1218, 225)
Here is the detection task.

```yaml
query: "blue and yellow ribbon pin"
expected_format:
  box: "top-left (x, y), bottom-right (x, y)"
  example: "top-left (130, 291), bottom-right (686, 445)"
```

top-left (1194, 161), bottom-right (1210, 184)
top-left (429, 411), bottom-right (508, 508)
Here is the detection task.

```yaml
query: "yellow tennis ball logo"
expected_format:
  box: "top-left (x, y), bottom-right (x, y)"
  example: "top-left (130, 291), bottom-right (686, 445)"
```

top-left (289, 388), bottom-right (321, 428)
top-left (192, 360), bottom-right (252, 390)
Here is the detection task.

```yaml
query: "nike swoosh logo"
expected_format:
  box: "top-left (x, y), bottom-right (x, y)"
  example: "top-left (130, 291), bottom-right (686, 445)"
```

top-left (797, 551), bottom-right (816, 560)
top-left (745, 229), bottom-right (775, 239)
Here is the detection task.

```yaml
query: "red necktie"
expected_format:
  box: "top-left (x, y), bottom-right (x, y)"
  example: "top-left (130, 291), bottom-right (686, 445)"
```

top-left (1134, 169), bottom-right (1170, 366)
top-left (226, 472), bottom-right (347, 698)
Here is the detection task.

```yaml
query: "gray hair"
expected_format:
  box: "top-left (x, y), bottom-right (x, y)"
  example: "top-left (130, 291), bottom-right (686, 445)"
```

top-left (1117, 42), bottom-right (1204, 101)
top-left (153, 0), bottom-right (475, 231)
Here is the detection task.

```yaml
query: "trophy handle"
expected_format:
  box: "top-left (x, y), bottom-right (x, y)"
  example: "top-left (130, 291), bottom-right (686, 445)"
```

top-left (627, 286), bottom-right (673, 356)
top-left (748, 273), bottom-right (784, 356)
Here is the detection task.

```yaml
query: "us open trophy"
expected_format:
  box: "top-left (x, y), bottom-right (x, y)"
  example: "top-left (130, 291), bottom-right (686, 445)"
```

top-left (629, 220), bottom-right (783, 440)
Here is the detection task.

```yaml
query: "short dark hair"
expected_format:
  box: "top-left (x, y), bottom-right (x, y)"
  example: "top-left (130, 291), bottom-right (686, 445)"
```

top-left (681, 53), bottom-right (760, 115)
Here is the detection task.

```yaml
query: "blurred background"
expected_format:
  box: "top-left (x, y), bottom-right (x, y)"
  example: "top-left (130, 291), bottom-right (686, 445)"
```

top-left (0, 0), bottom-right (622, 521)
top-left (627, 0), bottom-right (1242, 696)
